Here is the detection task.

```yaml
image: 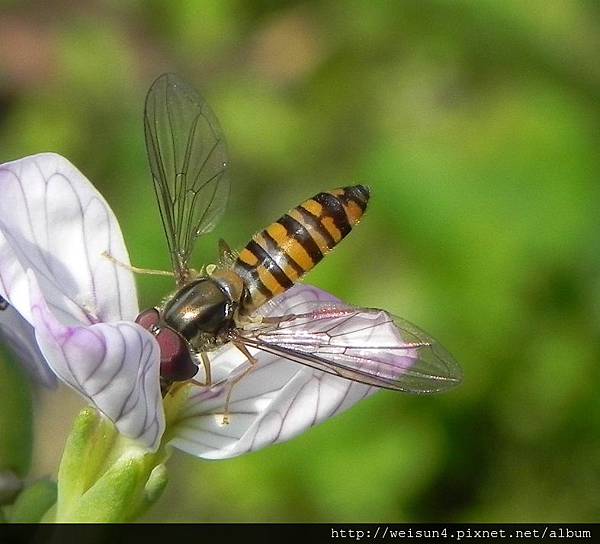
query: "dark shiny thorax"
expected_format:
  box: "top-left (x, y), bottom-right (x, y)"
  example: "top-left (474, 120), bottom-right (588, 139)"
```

top-left (162, 276), bottom-right (237, 351)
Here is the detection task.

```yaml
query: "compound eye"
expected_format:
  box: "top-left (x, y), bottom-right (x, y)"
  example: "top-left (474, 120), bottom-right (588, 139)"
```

top-left (135, 308), bottom-right (160, 331)
top-left (156, 327), bottom-right (198, 382)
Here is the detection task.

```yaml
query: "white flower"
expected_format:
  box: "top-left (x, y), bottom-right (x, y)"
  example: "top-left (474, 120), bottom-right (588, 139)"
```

top-left (0, 153), bottom-right (460, 459)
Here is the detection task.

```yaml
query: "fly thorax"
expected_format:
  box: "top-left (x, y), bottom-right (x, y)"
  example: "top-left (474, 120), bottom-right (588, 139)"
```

top-left (162, 277), bottom-right (237, 350)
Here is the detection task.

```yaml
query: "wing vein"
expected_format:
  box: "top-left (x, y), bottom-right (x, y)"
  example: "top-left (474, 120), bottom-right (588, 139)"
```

top-left (143, 74), bottom-right (229, 282)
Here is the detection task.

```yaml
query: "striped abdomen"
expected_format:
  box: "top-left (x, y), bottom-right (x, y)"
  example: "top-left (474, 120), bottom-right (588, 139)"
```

top-left (233, 185), bottom-right (370, 314)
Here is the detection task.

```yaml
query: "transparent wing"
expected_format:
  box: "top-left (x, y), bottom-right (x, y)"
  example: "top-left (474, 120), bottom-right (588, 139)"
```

top-left (144, 73), bottom-right (229, 284)
top-left (234, 303), bottom-right (462, 393)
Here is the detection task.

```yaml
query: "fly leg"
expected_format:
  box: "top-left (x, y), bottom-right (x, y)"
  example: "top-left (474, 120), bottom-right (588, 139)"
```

top-left (189, 352), bottom-right (213, 387)
top-left (0, 295), bottom-right (8, 310)
top-left (101, 251), bottom-right (174, 277)
top-left (220, 342), bottom-right (258, 425)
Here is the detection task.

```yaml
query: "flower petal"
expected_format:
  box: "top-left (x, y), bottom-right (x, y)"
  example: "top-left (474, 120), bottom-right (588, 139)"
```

top-left (28, 271), bottom-right (164, 451)
top-left (170, 285), bottom-right (376, 459)
top-left (0, 153), bottom-right (138, 327)
top-left (0, 301), bottom-right (57, 387)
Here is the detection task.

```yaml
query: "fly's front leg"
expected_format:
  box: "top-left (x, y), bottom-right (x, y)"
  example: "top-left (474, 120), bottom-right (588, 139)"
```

top-left (201, 352), bottom-right (212, 386)
top-left (221, 342), bottom-right (259, 425)
top-left (101, 251), bottom-right (174, 277)
top-left (189, 352), bottom-right (213, 387)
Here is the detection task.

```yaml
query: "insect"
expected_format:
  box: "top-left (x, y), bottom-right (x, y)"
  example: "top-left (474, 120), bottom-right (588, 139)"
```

top-left (132, 73), bottom-right (462, 401)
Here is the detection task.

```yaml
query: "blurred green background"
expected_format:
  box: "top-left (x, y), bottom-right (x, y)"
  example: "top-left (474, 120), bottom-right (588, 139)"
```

top-left (1, 0), bottom-right (600, 522)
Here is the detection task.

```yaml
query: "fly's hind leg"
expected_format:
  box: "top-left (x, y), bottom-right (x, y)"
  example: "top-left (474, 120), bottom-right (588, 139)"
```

top-left (221, 342), bottom-right (258, 426)
top-left (101, 251), bottom-right (174, 277)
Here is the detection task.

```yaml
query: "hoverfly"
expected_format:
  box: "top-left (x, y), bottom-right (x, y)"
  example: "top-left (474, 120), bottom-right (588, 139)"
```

top-left (132, 73), bottom-right (462, 402)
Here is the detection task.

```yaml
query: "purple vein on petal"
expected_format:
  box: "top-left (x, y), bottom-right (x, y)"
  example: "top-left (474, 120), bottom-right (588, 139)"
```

top-left (80, 329), bottom-right (109, 386)
top-left (47, 170), bottom-right (99, 318)
top-left (119, 327), bottom-right (152, 426)
top-left (115, 325), bottom-right (144, 420)
top-left (0, 216), bottom-right (92, 325)
top-left (1, 154), bottom-right (137, 325)
top-left (81, 330), bottom-right (117, 396)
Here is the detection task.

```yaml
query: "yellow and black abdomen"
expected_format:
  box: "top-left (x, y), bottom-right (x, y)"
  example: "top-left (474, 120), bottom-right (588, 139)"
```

top-left (233, 185), bottom-right (370, 314)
